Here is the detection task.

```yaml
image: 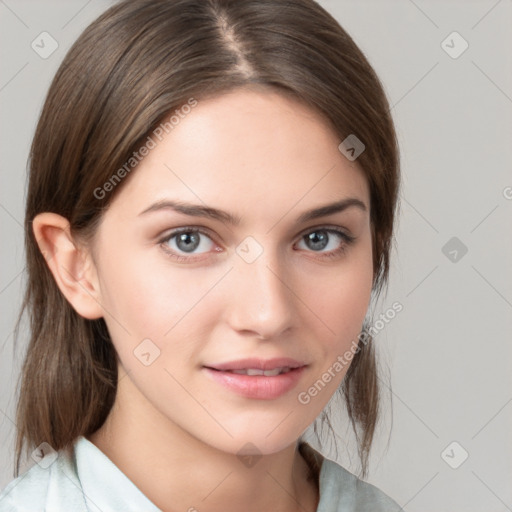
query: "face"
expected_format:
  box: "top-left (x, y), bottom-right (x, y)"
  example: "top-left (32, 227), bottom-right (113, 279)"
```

top-left (89, 88), bottom-right (373, 455)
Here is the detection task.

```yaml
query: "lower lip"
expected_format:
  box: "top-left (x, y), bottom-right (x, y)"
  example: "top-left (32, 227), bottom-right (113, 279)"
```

top-left (203, 367), bottom-right (307, 400)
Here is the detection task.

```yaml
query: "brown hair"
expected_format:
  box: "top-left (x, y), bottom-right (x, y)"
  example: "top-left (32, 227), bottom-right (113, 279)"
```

top-left (14, 0), bottom-right (400, 478)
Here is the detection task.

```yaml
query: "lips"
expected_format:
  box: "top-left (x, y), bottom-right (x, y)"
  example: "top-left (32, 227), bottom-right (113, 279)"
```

top-left (204, 357), bottom-right (306, 372)
top-left (228, 367), bottom-right (292, 376)
top-left (202, 366), bottom-right (306, 400)
top-left (202, 357), bottom-right (308, 399)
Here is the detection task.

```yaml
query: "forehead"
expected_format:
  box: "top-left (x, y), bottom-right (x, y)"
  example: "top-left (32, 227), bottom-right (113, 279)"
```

top-left (107, 88), bottom-right (369, 220)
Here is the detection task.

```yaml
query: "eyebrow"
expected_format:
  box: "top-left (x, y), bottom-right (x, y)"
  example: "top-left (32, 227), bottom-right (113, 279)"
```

top-left (138, 197), bottom-right (367, 225)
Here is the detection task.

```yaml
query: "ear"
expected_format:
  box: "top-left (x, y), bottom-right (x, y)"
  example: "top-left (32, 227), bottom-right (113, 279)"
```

top-left (32, 212), bottom-right (104, 320)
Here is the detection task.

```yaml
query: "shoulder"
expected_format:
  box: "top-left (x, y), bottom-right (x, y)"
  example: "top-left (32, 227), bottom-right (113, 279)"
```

top-left (0, 444), bottom-right (87, 512)
top-left (300, 443), bottom-right (401, 512)
top-left (320, 458), bottom-right (402, 511)
top-left (1, 437), bottom-right (161, 512)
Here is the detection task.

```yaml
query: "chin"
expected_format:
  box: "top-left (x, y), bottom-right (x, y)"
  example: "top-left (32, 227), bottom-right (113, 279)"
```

top-left (196, 418), bottom-right (307, 457)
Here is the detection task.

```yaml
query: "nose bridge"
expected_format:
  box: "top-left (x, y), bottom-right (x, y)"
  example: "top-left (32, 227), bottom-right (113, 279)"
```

top-left (226, 240), bottom-right (294, 338)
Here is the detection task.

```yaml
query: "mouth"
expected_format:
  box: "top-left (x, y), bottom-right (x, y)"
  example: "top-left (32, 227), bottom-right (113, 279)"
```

top-left (202, 358), bottom-right (308, 400)
top-left (204, 357), bottom-right (306, 372)
top-left (207, 367), bottom-right (295, 376)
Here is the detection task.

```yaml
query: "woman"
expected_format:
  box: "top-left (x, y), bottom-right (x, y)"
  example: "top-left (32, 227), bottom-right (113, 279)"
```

top-left (0, 0), bottom-right (400, 510)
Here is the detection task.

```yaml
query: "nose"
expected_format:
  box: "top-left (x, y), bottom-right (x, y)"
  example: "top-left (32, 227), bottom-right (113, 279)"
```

top-left (224, 248), bottom-right (296, 340)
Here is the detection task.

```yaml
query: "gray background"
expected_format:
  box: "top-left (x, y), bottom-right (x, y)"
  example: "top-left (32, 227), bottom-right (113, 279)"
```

top-left (1, 1), bottom-right (511, 510)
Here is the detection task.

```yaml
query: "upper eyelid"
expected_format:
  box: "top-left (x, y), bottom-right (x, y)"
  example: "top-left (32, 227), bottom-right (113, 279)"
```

top-left (297, 224), bottom-right (352, 237)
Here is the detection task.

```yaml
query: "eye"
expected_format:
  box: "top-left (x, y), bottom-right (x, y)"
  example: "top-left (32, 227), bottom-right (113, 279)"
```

top-left (159, 228), bottom-right (219, 261)
top-left (295, 227), bottom-right (355, 259)
top-left (158, 225), bottom-right (356, 263)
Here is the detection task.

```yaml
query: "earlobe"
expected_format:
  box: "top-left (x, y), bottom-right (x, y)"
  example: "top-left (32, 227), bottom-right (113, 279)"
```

top-left (32, 212), bottom-right (104, 320)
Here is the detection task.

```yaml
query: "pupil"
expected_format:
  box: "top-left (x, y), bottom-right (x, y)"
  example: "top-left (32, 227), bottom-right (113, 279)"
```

top-left (177, 232), bottom-right (200, 252)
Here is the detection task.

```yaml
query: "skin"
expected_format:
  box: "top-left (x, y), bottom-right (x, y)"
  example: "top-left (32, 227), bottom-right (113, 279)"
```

top-left (34, 87), bottom-right (374, 512)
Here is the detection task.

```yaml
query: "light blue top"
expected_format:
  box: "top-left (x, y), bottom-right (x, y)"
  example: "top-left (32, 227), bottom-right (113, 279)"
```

top-left (0, 436), bottom-right (401, 511)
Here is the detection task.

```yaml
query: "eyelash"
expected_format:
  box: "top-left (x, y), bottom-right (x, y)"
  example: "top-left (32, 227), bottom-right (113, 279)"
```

top-left (158, 225), bottom-right (356, 263)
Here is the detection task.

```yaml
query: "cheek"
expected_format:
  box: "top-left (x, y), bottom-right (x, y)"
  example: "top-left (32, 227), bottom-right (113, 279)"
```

top-left (97, 249), bottom-right (222, 358)
top-left (306, 246), bottom-right (373, 345)
top-left (99, 253), bottom-right (171, 335)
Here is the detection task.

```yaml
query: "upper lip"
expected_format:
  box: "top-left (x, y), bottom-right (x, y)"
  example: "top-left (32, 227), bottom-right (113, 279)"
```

top-left (204, 357), bottom-right (307, 371)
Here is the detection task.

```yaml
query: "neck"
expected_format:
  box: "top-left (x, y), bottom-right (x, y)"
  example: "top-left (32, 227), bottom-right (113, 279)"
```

top-left (87, 367), bottom-right (319, 512)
